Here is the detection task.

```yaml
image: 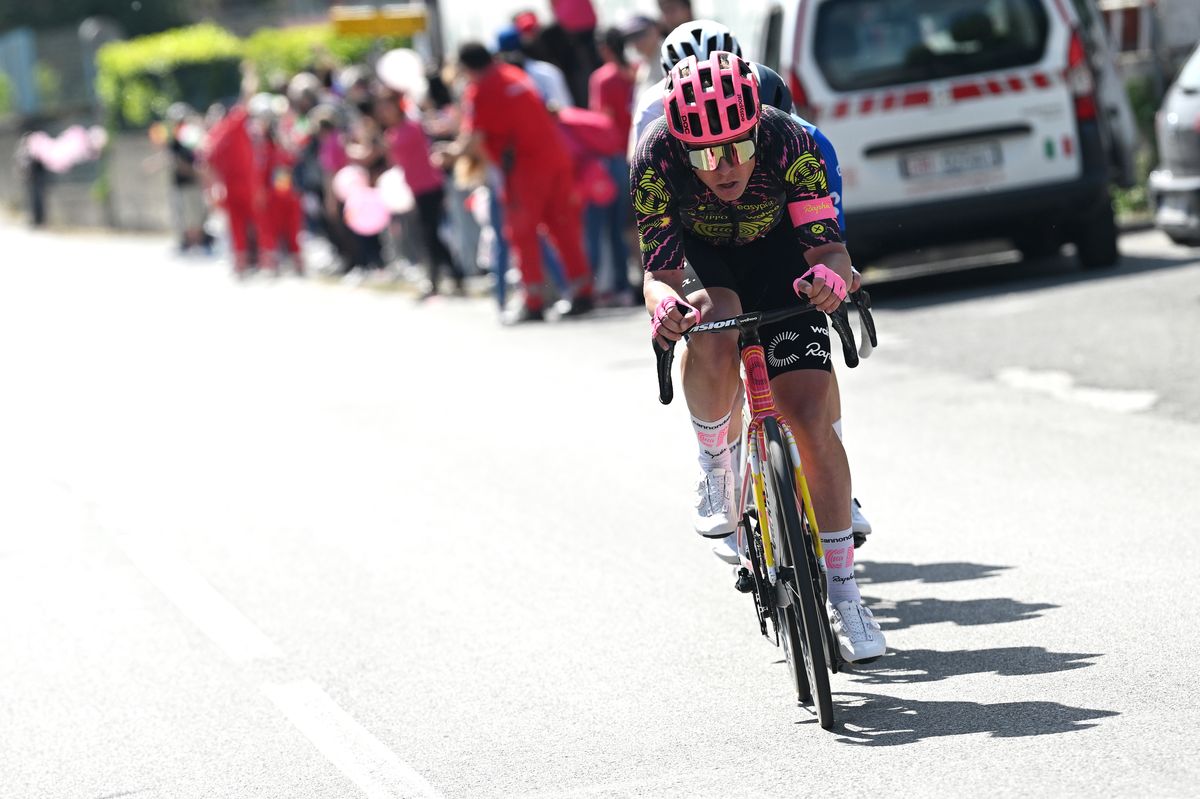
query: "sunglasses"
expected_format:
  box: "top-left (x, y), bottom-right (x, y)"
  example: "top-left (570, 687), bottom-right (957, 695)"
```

top-left (686, 132), bottom-right (757, 171)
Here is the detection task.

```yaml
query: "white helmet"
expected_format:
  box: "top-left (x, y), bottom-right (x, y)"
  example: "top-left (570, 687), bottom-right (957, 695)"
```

top-left (659, 19), bottom-right (743, 76)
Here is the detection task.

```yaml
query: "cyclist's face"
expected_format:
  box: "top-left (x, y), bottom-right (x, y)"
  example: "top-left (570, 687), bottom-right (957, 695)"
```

top-left (691, 137), bottom-right (755, 202)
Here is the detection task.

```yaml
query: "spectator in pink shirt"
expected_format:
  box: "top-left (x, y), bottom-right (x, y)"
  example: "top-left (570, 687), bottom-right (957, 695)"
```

top-left (374, 88), bottom-right (465, 297)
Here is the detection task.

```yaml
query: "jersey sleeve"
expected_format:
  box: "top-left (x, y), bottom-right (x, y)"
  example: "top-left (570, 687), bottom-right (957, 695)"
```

top-left (631, 121), bottom-right (686, 273)
top-left (773, 112), bottom-right (843, 249)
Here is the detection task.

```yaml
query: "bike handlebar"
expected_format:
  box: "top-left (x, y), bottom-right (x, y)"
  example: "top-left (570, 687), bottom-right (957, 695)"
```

top-left (654, 289), bottom-right (878, 405)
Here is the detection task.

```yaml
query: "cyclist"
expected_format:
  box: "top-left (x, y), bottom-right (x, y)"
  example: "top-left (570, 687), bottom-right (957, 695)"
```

top-left (635, 20), bottom-right (872, 562)
top-left (635, 51), bottom-right (885, 663)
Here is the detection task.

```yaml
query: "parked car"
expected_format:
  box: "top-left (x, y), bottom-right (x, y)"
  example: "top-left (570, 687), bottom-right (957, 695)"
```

top-left (755, 0), bottom-right (1138, 268)
top-left (1149, 43), bottom-right (1200, 246)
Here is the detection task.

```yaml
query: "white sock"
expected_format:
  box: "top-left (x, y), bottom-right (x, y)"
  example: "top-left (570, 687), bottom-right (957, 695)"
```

top-left (832, 417), bottom-right (843, 441)
top-left (691, 410), bottom-right (732, 472)
top-left (820, 526), bottom-right (859, 605)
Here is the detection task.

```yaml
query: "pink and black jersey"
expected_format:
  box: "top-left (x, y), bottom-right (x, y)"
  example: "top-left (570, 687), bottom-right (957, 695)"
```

top-left (631, 105), bottom-right (842, 272)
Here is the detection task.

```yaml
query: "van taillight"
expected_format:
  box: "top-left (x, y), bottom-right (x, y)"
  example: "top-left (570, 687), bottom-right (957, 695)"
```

top-left (1067, 31), bottom-right (1097, 121)
top-left (790, 70), bottom-right (816, 121)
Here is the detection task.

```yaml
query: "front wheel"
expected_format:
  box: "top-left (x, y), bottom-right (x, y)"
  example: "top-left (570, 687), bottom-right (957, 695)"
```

top-left (762, 417), bottom-right (834, 729)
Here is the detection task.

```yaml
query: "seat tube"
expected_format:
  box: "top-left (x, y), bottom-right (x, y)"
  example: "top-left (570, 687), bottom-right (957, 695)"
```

top-left (742, 345), bottom-right (775, 417)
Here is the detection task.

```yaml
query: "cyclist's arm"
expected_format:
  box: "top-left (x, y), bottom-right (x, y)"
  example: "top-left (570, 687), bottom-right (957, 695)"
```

top-left (775, 118), bottom-right (850, 280)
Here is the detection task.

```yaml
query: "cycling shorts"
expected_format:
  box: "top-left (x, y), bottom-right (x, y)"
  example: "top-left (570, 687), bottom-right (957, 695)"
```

top-left (680, 222), bottom-right (833, 378)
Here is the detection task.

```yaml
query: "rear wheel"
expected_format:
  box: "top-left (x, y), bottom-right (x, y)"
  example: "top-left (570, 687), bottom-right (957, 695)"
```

top-left (762, 418), bottom-right (834, 729)
top-left (1074, 192), bottom-right (1120, 270)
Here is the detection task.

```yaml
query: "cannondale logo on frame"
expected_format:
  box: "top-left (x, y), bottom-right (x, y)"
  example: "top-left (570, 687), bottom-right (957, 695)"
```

top-left (768, 331), bottom-right (801, 368)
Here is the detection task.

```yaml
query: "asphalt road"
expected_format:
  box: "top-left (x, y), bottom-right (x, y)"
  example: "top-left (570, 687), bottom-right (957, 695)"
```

top-left (2, 223), bottom-right (1198, 798)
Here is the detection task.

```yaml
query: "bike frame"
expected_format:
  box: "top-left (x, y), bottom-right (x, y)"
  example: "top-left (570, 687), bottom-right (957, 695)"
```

top-left (735, 327), bottom-right (826, 588)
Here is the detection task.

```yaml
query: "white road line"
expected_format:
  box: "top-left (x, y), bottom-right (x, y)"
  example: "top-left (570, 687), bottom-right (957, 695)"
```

top-left (263, 679), bottom-right (443, 799)
top-left (120, 539), bottom-right (282, 662)
top-left (996, 367), bottom-right (1158, 413)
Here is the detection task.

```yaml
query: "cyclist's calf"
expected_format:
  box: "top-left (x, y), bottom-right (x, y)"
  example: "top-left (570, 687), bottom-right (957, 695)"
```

top-left (680, 286), bottom-right (743, 419)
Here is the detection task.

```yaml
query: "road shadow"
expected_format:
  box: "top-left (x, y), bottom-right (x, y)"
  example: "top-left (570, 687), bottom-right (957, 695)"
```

top-left (857, 561), bottom-right (1010, 585)
top-left (863, 243), bottom-right (1197, 309)
top-left (862, 596), bottom-right (1058, 631)
top-left (846, 646), bottom-right (1101, 685)
top-left (832, 692), bottom-right (1118, 745)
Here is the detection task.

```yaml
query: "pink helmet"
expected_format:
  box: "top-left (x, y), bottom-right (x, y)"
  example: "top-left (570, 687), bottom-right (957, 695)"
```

top-left (663, 51), bottom-right (760, 146)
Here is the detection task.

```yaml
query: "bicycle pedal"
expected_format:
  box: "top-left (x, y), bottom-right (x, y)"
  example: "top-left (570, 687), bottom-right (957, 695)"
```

top-left (734, 568), bottom-right (755, 594)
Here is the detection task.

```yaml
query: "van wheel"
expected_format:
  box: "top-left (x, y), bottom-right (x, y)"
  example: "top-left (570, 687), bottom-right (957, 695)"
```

top-left (1073, 193), bottom-right (1120, 270)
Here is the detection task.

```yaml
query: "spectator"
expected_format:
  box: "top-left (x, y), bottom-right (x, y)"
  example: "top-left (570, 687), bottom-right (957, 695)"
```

top-left (513, 10), bottom-right (586, 107)
top-left (586, 27), bottom-right (637, 304)
top-left (497, 26), bottom-right (573, 109)
top-left (204, 101), bottom-right (260, 275)
top-left (657, 0), bottom-right (693, 31)
top-left (15, 130), bottom-right (48, 227)
top-left (164, 103), bottom-right (210, 254)
top-left (343, 113), bottom-right (389, 275)
top-left (373, 87), bottom-right (465, 298)
top-left (549, 0), bottom-right (600, 101)
top-left (451, 41), bottom-right (594, 323)
top-left (248, 94), bottom-right (304, 275)
top-left (621, 14), bottom-right (664, 99)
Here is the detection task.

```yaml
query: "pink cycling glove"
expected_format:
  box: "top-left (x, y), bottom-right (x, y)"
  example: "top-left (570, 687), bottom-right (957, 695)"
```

top-left (794, 264), bottom-right (848, 303)
top-left (651, 296), bottom-right (701, 340)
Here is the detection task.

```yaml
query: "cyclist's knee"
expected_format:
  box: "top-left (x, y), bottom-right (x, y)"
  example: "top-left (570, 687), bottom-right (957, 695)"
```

top-left (773, 372), bottom-right (836, 443)
top-left (687, 329), bottom-right (739, 370)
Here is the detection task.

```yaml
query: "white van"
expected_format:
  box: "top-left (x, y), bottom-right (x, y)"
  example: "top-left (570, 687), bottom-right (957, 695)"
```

top-left (755, 0), bottom-right (1138, 268)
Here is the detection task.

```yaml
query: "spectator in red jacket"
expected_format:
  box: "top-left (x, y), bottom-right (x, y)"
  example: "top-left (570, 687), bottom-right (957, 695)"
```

top-left (204, 105), bottom-right (259, 276)
top-left (248, 98), bottom-right (305, 276)
top-left (451, 41), bottom-right (594, 323)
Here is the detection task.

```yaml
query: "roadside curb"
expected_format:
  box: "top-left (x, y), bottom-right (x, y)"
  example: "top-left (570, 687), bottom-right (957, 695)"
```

top-left (1117, 216), bottom-right (1155, 234)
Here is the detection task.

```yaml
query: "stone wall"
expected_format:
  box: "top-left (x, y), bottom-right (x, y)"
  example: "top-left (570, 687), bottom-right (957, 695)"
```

top-left (1, 127), bottom-right (175, 231)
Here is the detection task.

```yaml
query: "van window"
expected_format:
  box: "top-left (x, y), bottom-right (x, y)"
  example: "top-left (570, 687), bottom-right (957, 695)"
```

top-left (814, 0), bottom-right (1050, 91)
top-left (1178, 45), bottom-right (1200, 90)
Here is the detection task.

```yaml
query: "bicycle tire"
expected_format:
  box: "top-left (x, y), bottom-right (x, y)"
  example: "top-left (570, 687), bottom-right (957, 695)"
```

top-left (762, 417), bottom-right (834, 729)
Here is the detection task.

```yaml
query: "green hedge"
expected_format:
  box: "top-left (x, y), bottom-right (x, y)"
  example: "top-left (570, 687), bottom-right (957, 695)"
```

top-left (0, 72), bottom-right (13, 117)
top-left (96, 23), bottom-right (243, 127)
top-left (96, 22), bottom-right (409, 128)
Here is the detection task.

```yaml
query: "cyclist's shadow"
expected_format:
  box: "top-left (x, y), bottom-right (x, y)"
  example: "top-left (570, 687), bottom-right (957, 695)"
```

top-left (831, 693), bottom-right (1118, 745)
top-left (845, 646), bottom-right (1101, 685)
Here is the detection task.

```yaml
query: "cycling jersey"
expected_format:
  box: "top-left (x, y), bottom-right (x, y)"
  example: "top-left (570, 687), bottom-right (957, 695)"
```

top-left (629, 64), bottom-right (845, 235)
top-left (632, 105), bottom-right (843, 274)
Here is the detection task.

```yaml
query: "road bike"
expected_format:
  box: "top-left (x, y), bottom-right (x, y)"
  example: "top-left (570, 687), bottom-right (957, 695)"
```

top-left (653, 291), bottom-right (876, 729)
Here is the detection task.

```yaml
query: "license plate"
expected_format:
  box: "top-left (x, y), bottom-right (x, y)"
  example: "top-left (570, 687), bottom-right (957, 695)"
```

top-left (901, 142), bottom-right (1003, 178)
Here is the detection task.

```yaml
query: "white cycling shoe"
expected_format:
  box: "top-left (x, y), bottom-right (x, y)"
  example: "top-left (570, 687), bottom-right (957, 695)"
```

top-left (829, 599), bottom-right (887, 664)
top-left (693, 468), bottom-right (736, 539)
